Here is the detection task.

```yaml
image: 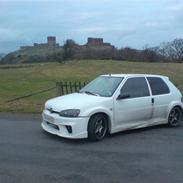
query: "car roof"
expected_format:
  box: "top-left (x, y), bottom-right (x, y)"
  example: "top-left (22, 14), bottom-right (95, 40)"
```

top-left (102, 74), bottom-right (169, 79)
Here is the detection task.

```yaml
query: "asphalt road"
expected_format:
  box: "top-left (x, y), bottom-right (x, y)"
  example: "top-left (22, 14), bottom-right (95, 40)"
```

top-left (0, 113), bottom-right (183, 183)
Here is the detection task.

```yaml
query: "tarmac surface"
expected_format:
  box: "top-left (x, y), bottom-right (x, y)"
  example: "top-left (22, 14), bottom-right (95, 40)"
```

top-left (0, 113), bottom-right (183, 183)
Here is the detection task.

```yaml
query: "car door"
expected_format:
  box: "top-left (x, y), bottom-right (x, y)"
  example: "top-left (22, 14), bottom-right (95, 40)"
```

top-left (114, 77), bottom-right (153, 127)
top-left (147, 77), bottom-right (171, 121)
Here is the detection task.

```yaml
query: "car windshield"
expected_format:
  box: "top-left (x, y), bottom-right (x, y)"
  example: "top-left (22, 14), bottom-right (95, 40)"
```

top-left (80, 76), bottom-right (124, 97)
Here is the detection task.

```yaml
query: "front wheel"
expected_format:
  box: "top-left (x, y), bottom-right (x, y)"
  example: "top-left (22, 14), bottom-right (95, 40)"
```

top-left (88, 114), bottom-right (108, 141)
top-left (168, 107), bottom-right (182, 127)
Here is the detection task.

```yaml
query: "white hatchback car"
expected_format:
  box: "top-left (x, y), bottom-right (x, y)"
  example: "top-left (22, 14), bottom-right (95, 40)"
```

top-left (42, 74), bottom-right (183, 141)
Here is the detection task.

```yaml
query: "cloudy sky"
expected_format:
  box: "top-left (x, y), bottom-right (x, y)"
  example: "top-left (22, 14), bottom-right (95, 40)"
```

top-left (0, 0), bottom-right (183, 53)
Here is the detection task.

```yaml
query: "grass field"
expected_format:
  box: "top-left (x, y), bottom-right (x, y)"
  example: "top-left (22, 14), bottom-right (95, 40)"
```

top-left (0, 60), bottom-right (183, 112)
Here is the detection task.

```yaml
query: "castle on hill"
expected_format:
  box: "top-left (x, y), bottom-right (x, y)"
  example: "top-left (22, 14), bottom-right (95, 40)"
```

top-left (20, 36), bottom-right (115, 49)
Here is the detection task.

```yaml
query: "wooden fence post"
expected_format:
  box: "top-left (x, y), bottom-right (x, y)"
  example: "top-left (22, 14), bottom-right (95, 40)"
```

top-left (74, 82), bottom-right (77, 92)
top-left (79, 81), bottom-right (81, 90)
top-left (60, 81), bottom-right (64, 95)
top-left (69, 81), bottom-right (72, 93)
top-left (65, 81), bottom-right (68, 94)
top-left (56, 82), bottom-right (62, 96)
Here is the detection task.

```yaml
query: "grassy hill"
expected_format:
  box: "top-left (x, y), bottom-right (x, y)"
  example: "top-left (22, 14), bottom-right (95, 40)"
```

top-left (0, 60), bottom-right (183, 112)
top-left (1, 47), bottom-right (63, 64)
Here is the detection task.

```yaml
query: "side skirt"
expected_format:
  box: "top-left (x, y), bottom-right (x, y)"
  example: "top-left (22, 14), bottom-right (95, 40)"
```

top-left (110, 119), bottom-right (167, 134)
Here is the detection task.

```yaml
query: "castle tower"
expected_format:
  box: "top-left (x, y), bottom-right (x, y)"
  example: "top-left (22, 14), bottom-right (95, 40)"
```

top-left (87, 38), bottom-right (103, 46)
top-left (47, 36), bottom-right (56, 46)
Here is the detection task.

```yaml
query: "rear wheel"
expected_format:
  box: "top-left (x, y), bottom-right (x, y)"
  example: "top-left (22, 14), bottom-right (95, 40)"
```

top-left (88, 114), bottom-right (108, 141)
top-left (168, 107), bottom-right (182, 127)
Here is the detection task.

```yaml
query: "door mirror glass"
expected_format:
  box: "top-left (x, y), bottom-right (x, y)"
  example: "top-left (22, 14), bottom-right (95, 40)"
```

top-left (117, 93), bottom-right (130, 100)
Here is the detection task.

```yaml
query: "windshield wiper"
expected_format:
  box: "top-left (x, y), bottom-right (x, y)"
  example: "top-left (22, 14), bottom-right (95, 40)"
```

top-left (82, 91), bottom-right (99, 96)
top-left (85, 91), bottom-right (97, 96)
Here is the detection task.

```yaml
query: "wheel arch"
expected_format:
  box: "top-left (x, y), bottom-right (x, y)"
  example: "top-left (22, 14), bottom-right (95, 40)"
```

top-left (87, 111), bottom-right (112, 134)
top-left (167, 102), bottom-right (183, 120)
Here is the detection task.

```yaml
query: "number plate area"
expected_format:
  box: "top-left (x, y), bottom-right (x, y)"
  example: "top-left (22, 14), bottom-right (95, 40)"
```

top-left (44, 113), bottom-right (55, 123)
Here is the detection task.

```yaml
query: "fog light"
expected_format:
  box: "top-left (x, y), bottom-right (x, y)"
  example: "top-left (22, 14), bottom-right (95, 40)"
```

top-left (65, 125), bottom-right (72, 133)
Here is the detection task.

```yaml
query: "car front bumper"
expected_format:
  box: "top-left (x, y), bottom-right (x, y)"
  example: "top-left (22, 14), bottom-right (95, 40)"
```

top-left (41, 109), bottom-right (89, 139)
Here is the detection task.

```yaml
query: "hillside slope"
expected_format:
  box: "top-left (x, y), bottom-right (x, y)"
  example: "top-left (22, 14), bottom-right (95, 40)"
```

top-left (1, 47), bottom-right (63, 64)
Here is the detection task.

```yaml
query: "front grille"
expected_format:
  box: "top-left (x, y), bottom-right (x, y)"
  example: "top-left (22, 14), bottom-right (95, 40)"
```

top-left (46, 122), bottom-right (59, 130)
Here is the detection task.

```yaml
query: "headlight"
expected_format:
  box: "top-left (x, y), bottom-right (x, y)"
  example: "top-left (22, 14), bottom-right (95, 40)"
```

top-left (59, 109), bottom-right (80, 117)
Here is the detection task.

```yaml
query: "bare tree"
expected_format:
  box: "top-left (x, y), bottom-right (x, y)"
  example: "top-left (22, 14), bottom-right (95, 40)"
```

top-left (142, 45), bottom-right (160, 62)
top-left (171, 39), bottom-right (183, 62)
top-left (158, 39), bottom-right (183, 63)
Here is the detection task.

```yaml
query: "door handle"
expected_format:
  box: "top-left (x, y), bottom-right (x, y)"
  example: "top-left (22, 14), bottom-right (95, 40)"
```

top-left (151, 98), bottom-right (155, 104)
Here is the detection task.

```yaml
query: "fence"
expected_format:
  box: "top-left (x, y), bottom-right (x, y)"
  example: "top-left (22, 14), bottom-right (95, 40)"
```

top-left (6, 81), bottom-right (88, 103)
top-left (56, 81), bottom-right (87, 96)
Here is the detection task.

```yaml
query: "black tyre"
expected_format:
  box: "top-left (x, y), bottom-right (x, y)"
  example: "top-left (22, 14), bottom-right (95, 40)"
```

top-left (168, 107), bottom-right (182, 127)
top-left (88, 114), bottom-right (108, 141)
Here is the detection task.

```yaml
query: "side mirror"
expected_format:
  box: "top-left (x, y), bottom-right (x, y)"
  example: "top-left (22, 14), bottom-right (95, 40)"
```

top-left (117, 93), bottom-right (130, 100)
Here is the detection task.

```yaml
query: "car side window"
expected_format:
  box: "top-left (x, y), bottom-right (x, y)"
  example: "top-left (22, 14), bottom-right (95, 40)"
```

top-left (121, 77), bottom-right (150, 98)
top-left (147, 77), bottom-right (170, 95)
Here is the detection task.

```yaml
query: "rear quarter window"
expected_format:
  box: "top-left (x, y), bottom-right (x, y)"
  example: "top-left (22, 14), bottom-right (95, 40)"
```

top-left (147, 77), bottom-right (170, 95)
